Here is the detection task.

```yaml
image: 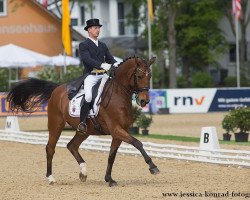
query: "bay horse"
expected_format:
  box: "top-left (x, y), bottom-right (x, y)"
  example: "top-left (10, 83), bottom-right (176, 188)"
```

top-left (7, 56), bottom-right (160, 187)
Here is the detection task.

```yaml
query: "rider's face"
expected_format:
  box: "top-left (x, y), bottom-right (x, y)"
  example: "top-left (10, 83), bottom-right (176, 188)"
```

top-left (88, 26), bottom-right (101, 39)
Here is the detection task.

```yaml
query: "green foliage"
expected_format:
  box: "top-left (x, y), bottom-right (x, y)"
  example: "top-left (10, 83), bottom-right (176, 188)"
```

top-left (37, 66), bottom-right (83, 83)
top-left (223, 76), bottom-right (237, 87)
top-left (222, 76), bottom-right (250, 87)
top-left (0, 69), bottom-right (8, 92)
top-left (191, 72), bottom-right (213, 88)
top-left (177, 75), bottom-right (188, 88)
top-left (132, 106), bottom-right (142, 127)
top-left (176, 0), bottom-right (227, 72)
top-left (137, 113), bottom-right (153, 130)
top-left (222, 114), bottom-right (235, 133)
top-left (61, 66), bottom-right (83, 83)
top-left (222, 107), bottom-right (250, 134)
top-left (229, 107), bottom-right (250, 133)
top-left (37, 67), bottom-right (60, 83)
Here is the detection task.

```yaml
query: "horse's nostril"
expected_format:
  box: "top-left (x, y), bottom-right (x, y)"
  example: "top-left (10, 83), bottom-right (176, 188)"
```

top-left (140, 100), bottom-right (146, 107)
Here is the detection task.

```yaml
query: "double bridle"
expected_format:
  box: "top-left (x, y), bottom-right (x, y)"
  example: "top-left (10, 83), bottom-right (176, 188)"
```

top-left (132, 64), bottom-right (151, 95)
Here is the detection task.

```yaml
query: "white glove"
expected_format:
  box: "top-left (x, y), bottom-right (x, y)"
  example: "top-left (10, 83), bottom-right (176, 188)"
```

top-left (113, 62), bottom-right (120, 67)
top-left (101, 63), bottom-right (111, 71)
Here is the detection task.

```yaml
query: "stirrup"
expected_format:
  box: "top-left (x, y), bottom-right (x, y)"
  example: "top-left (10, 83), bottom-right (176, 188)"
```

top-left (77, 122), bottom-right (87, 134)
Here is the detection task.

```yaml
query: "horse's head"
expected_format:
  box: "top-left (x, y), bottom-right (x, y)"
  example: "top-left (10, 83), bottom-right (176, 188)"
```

top-left (131, 57), bottom-right (156, 107)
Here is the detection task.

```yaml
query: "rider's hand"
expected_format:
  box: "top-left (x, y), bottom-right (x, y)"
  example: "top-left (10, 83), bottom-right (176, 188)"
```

top-left (113, 62), bottom-right (120, 67)
top-left (101, 63), bottom-right (111, 71)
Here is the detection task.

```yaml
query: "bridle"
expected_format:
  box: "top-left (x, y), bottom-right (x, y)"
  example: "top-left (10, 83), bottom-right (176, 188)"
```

top-left (102, 58), bottom-right (151, 107)
top-left (132, 64), bottom-right (151, 95)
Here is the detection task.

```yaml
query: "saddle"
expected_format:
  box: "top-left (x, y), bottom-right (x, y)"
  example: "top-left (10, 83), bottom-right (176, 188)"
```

top-left (67, 74), bottom-right (109, 117)
top-left (67, 75), bottom-right (86, 100)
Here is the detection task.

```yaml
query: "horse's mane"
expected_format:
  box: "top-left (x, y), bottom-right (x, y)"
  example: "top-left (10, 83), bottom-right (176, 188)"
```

top-left (116, 56), bottom-right (134, 68)
top-left (117, 56), bottom-right (147, 68)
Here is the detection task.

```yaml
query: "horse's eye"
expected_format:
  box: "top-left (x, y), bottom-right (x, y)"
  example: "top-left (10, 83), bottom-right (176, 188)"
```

top-left (137, 75), bottom-right (143, 79)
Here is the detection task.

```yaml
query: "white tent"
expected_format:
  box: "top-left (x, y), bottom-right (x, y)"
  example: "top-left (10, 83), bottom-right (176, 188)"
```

top-left (0, 44), bottom-right (52, 88)
top-left (0, 44), bottom-right (52, 67)
top-left (51, 54), bottom-right (80, 66)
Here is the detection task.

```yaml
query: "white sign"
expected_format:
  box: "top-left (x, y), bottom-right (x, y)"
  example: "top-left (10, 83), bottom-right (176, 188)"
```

top-left (167, 89), bottom-right (216, 113)
top-left (199, 127), bottom-right (220, 150)
top-left (5, 116), bottom-right (20, 131)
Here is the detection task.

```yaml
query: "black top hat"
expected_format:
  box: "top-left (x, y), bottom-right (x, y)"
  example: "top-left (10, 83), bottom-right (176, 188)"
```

top-left (84, 18), bottom-right (102, 31)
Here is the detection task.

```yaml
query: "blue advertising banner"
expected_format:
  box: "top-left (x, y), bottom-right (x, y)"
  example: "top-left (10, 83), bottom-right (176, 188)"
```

top-left (209, 89), bottom-right (250, 112)
top-left (148, 89), bottom-right (167, 114)
top-left (148, 88), bottom-right (250, 114)
top-left (0, 93), bottom-right (47, 116)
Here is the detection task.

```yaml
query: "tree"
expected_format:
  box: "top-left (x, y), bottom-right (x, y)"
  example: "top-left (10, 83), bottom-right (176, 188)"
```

top-left (176, 0), bottom-right (226, 86)
top-left (165, 0), bottom-right (181, 88)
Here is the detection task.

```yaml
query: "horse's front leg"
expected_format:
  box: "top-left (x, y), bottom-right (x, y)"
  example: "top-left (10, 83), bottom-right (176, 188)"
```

top-left (114, 127), bottom-right (160, 175)
top-left (131, 137), bottom-right (160, 174)
top-left (105, 138), bottom-right (122, 187)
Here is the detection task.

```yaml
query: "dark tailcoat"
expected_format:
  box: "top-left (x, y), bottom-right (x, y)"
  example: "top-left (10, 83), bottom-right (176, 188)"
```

top-left (79, 38), bottom-right (116, 75)
top-left (67, 38), bottom-right (116, 100)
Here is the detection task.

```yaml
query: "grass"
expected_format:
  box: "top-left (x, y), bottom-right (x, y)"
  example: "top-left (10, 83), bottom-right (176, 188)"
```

top-left (137, 133), bottom-right (200, 143)
top-left (135, 133), bottom-right (250, 146)
top-left (28, 129), bottom-right (250, 146)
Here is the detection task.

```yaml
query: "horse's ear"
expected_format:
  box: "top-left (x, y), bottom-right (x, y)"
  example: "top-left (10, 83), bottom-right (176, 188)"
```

top-left (148, 57), bottom-right (156, 66)
top-left (135, 56), bottom-right (142, 65)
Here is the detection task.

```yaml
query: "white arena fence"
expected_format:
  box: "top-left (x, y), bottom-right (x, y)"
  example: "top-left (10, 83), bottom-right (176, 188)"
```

top-left (0, 129), bottom-right (250, 168)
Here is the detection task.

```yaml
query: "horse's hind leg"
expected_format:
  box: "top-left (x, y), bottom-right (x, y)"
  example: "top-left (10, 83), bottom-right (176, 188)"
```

top-left (67, 133), bottom-right (89, 182)
top-left (46, 113), bottom-right (65, 184)
top-left (104, 138), bottom-right (122, 187)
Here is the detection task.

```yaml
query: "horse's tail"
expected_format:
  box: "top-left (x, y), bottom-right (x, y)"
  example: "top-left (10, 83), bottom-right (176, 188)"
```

top-left (7, 78), bottom-right (59, 113)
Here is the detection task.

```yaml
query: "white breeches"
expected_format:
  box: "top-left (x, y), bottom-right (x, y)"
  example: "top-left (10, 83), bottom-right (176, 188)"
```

top-left (84, 74), bottom-right (104, 102)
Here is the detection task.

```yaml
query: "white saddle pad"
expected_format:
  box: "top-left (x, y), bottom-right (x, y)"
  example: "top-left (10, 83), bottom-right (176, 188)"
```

top-left (68, 74), bottom-right (109, 118)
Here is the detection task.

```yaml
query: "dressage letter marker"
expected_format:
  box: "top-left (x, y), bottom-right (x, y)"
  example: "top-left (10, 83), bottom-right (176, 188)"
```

top-left (203, 133), bottom-right (209, 143)
top-left (5, 116), bottom-right (20, 131)
top-left (199, 127), bottom-right (220, 151)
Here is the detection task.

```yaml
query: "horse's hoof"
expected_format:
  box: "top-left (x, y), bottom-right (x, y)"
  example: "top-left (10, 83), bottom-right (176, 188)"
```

top-left (47, 175), bottom-right (56, 185)
top-left (149, 167), bottom-right (160, 175)
top-left (79, 172), bottom-right (87, 182)
top-left (109, 180), bottom-right (118, 187)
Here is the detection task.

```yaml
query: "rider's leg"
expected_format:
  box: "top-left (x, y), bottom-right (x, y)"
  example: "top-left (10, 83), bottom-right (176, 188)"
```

top-left (77, 100), bottom-right (91, 133)
top-left (77, 74), bottom-right (103, 134)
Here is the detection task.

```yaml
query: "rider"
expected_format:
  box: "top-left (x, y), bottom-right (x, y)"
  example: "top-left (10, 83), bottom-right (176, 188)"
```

top-left (77, 18), bottom-right (118, 134)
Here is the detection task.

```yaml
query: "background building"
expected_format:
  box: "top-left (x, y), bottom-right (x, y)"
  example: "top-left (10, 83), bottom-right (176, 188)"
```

top-left (45, 0), bottom-right (147, 57)
top-left (0, 0), bottom-right (83, 56)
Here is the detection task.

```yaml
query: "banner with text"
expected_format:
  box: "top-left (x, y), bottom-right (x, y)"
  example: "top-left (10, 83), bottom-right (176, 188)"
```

top-left (0, 93), bottom-right (48, 117)
top-left (149, 88), bottom-right (250, 114)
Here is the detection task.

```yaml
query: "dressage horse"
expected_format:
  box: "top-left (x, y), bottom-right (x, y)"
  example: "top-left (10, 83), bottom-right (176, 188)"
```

top-left (7, 56), bottom-right (160, 187)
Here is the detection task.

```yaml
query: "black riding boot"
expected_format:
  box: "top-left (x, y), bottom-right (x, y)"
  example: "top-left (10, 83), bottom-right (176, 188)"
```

top-left (77, 101), bottom-right (91, 134)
